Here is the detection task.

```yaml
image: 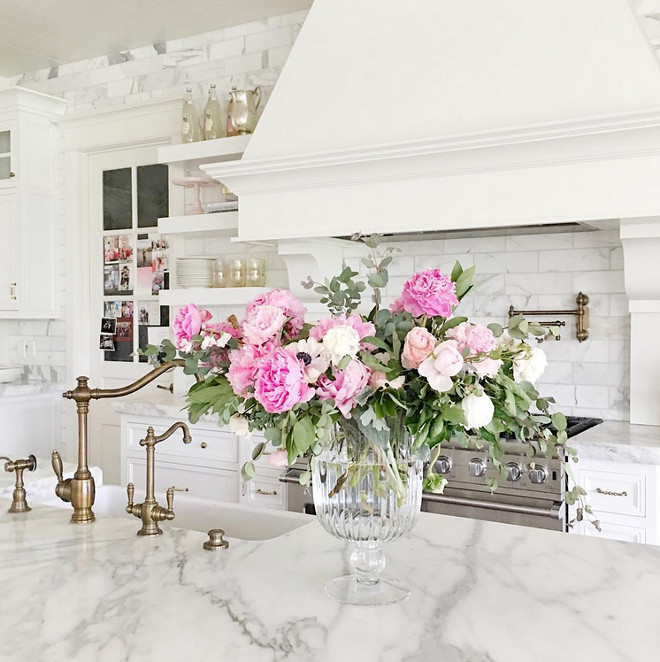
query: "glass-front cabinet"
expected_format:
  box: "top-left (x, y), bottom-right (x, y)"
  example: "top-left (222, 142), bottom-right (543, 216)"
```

top-left (0, 126), bottom-right (15, 187)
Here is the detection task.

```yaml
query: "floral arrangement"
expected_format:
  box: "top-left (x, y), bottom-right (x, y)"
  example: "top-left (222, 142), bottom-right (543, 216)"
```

top-left (145, 235), bottom-right (597, 529)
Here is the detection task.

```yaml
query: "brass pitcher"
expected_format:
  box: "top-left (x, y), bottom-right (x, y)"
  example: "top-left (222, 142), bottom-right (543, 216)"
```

top-left (226, 86), bottom-right (262, 135)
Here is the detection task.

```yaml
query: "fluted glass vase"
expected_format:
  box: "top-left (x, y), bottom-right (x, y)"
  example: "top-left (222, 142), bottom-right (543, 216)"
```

top-left (312, 417), bottom-right (423, 605)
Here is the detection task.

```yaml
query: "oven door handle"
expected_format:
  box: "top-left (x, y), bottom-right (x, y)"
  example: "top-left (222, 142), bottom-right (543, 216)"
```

top-left (423, 493), bottom-right (563, 519)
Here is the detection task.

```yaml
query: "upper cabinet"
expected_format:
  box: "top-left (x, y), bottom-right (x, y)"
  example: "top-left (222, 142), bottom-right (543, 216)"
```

top-left (0, 87), bottom-right (66, 318)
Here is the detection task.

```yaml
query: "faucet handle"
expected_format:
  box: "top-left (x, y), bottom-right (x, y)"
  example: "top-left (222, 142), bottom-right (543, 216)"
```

top-left (51, 450), bottom-right (64, 483)
top-left (127, 482), bottom-right (135, 509)
top-left (165, 486), bottom-right (174, 512)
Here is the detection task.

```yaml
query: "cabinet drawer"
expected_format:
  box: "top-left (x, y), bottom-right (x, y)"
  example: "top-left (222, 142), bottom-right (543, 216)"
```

top-left (579, 468), bottom-right (645, 518)
top-left (243, 475), bottom-right (287, 510)
top-left (126, 420), bottom-right (238, 464)
top-left (581, 519), bottom-right (647, 545)
top-left (126, 456), bottom-right (238, 503)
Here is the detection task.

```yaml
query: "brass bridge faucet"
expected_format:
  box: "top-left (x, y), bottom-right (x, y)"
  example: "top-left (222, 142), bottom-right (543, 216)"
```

top-left (126, 422), bottom-right (192, 536)
top-left (52, 360), bottom-right (200, 524)
top-left (1, 455), bottom-right (37, 513)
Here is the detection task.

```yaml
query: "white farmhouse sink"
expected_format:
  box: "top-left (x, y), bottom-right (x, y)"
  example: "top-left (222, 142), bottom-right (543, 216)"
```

top-left (45, 485), bottom-right (312, 541)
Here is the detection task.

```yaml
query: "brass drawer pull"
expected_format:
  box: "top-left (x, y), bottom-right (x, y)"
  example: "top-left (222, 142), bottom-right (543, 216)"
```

top-left (256, 488), bottom-right (278, 496)
top-left (172, 486), bottom-right (189, 493)
top-left (200, 442), bottom-right (207, 449)
top-left (596, 487), bottom-right (628, 497)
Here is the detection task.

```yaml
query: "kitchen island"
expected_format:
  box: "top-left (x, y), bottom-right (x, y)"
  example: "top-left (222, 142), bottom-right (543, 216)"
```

top-left (1, 500), bottom-right (658, 661)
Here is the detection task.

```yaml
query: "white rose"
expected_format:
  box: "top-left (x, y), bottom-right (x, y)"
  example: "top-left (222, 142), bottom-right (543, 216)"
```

top-left (322, 325), bottom-right (361, 365)
top-left (229, 414), bottom-right (251, 437)
top-left (513, 346), bottom-right (547, 384)
top-left (461, 391), bottom-right (495, 430)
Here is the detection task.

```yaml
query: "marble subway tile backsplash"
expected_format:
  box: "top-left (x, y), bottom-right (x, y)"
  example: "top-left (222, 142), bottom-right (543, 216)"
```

top-left (374, 229), bottom-right (630, 421)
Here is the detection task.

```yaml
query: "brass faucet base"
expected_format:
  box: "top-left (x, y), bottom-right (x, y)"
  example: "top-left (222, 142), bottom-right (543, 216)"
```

top-left (8, 489), bottom-right (31, 513)
top-left (2, 455), bottom-right (37, 513)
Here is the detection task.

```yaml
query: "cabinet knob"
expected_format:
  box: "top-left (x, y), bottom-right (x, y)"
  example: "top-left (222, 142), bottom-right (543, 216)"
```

top-left (9, 282), bottom-right (16, 300)
top-left (200, 442), bottom-right (207, 449)
top-left (8, 172), bottom-right (15, 178)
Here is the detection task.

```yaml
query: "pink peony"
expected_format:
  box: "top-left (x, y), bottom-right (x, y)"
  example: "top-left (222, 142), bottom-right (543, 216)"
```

top-left (205, 321), bottom-right (241, 339)
top-left (418, 340), bottom-right (463, 392)
top-left (246, 289), bottom-right (307, 334)
top-left (447, 322), bottom-right (497, 356)
top-left (254, 348), bottom-right (314, 414)
top-left (401, 327), bottom-right (436, 370)
top-left (317, 360), bottom-right (371, 417)
top-left (390, 297), bottom-right (405, 313)
top-left (369, 370), bottom-right (405, 391)
top-left (227, 343), bottom-right (273, 396)
top-left (309, 314), bottom-right (375, 343)
top-left (400, 269), bottom-right (458, 318)
top-left (172, 304), bottom-right (211, 350)
top-left (242, 305), bottom-right (286, 345)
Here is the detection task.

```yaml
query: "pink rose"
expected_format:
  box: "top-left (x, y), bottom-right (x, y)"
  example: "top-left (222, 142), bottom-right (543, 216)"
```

top-left (369, 370), bottom-right (405, 391)
top-left (254, 348), bottom-right (314, 414)
top-left (317, 360), bottom-right (370, 417)
top-left (172, 304), bottom-right (211, 350)
top-left (268, 449), bottom-right (289, 468)
top-left (309, 314), bottom-right (375, 343)
top-left (447, 322), bottom-right (496, 356)
top-left (242, 305), bottom-right (286, 345)
top-left (400, 269), bottom-right (458, 318)
top-left (246, 289), bottom-right (307, 334)
top-left (401, 327), bottom-right (436, 370)
top-left (227, 343), bottom-right (273, 396)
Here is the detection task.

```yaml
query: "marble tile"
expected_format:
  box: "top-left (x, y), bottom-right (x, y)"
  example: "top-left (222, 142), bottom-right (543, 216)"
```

top-left (245, 27), bottom-right (292, 53)
top-left (505, 232), bottom-right (574, 251)
top-left (209, 38), bottom-right (246, 61)
top-left (475, 251), bottom-right (538, 274)
top-left (573, 270), bottom-right (625, 294)
top-left (505, 272), bottom-right (573, 295)
top-left (539, 248), bottom-right (609, 272)
top-left (414, 253), bottom-right (474, 272)
top-left (444, 235), bottom-right (506, 253)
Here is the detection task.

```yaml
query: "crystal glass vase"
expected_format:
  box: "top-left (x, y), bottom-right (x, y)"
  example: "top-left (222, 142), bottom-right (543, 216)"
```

top-left (312, 418), bottom-right (423, 605)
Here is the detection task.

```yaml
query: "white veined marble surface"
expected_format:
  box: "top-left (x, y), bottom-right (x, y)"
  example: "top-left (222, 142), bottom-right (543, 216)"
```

top-left (1, 500), bottom-right (659, 662)
top-left (571, 420), bottom-right (660, 464)
top-left (0, 380), bottom-right (63, 397)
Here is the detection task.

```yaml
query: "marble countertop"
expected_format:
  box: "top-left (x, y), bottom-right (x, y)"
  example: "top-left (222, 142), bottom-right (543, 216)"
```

top-left (0, 380), bottom-right (63, 398)
top-left (571, 420), bottom-right (660, 464)
top-left (110, 388), bottom-right (217, 423)
top-left (1, 500), bottom-right (659, 661)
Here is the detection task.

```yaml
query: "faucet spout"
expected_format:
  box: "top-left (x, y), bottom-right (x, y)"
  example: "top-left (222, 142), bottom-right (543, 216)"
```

top-left (57, 360), bottom-right (201, 524)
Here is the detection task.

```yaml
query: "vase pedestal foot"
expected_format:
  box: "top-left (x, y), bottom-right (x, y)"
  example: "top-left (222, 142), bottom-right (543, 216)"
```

top-left (325, 575), bottom-right (410, 606)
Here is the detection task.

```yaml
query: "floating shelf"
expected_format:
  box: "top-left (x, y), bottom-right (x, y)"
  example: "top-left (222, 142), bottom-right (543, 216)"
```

top-left (158, 211), bottom-right (238, 236)
top-left (159, 287), bottom-right (269, 307)
top-left (157, 135), bottom-right (251, 166)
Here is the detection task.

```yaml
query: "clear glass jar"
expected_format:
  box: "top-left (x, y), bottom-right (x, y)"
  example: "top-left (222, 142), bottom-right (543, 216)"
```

top-left (213, 259), bottom-right (226, 288)
top-left (228, 257), bottom-right (246, 287)
top-left (312, 417), bottom-right (423, 605)
top-left (245, 257), bottom-right (266, 287)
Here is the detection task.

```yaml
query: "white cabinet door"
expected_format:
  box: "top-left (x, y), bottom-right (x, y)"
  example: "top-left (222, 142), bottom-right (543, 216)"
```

top-left (0, 191), bottom-right (17, 311)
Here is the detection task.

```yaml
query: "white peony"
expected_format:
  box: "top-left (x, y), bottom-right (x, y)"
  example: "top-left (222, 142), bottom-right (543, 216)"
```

top-left (461, 391), bottom-right (495, 430)
top-left (229, 414), bottom-right (251, 437)
top-left (513, 346), bottom-right (547, 384)
top-left (201, 332), bottom-right (232, 350)
top-left (322, 325), bottom-right (361, 365)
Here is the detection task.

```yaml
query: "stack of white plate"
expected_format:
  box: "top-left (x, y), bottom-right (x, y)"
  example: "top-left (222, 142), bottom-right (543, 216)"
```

top-left (176, 257), bottom-right (216, 288)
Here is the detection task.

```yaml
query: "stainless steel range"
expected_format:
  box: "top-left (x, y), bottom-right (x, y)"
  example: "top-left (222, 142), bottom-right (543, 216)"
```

top-left (280, 416), bottom-right (602, 532)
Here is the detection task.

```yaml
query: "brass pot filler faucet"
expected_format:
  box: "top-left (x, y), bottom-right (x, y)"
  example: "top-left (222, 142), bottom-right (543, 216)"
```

top-left (51, 360), bottom-right (200, 524)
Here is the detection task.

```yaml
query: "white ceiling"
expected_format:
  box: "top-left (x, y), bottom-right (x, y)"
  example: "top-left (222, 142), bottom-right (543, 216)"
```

top-left (0, 0), bottom-right (312, 77)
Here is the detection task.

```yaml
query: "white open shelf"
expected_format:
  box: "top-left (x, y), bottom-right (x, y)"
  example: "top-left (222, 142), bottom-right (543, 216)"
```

top-left (159, 286), bottom-right (270, 307)
top-left (158, 211), bottom-right (238, 236)
top-left (158, 134), bottom-right (251, 165)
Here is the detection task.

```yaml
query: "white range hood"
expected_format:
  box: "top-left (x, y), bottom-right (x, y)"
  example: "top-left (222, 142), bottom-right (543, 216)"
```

top-left (205, 0), bottom-right (660, 242)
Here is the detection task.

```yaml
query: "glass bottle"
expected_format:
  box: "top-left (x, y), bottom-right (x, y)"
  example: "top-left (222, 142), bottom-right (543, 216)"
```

top-left (182, 88), bottom-right (201, 142)
top-left (203, 84), bottom-right (223, 140)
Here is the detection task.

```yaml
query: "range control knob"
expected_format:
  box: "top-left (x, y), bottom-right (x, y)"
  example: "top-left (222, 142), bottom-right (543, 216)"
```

top-left (434, 455), bottom-right (453, 475)
top-left (468, 458), bottom-right (487, 478)
top-left (529, 465), bottom-right (548, 484)
top-left (505, 462), bottom-right (523, 482)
